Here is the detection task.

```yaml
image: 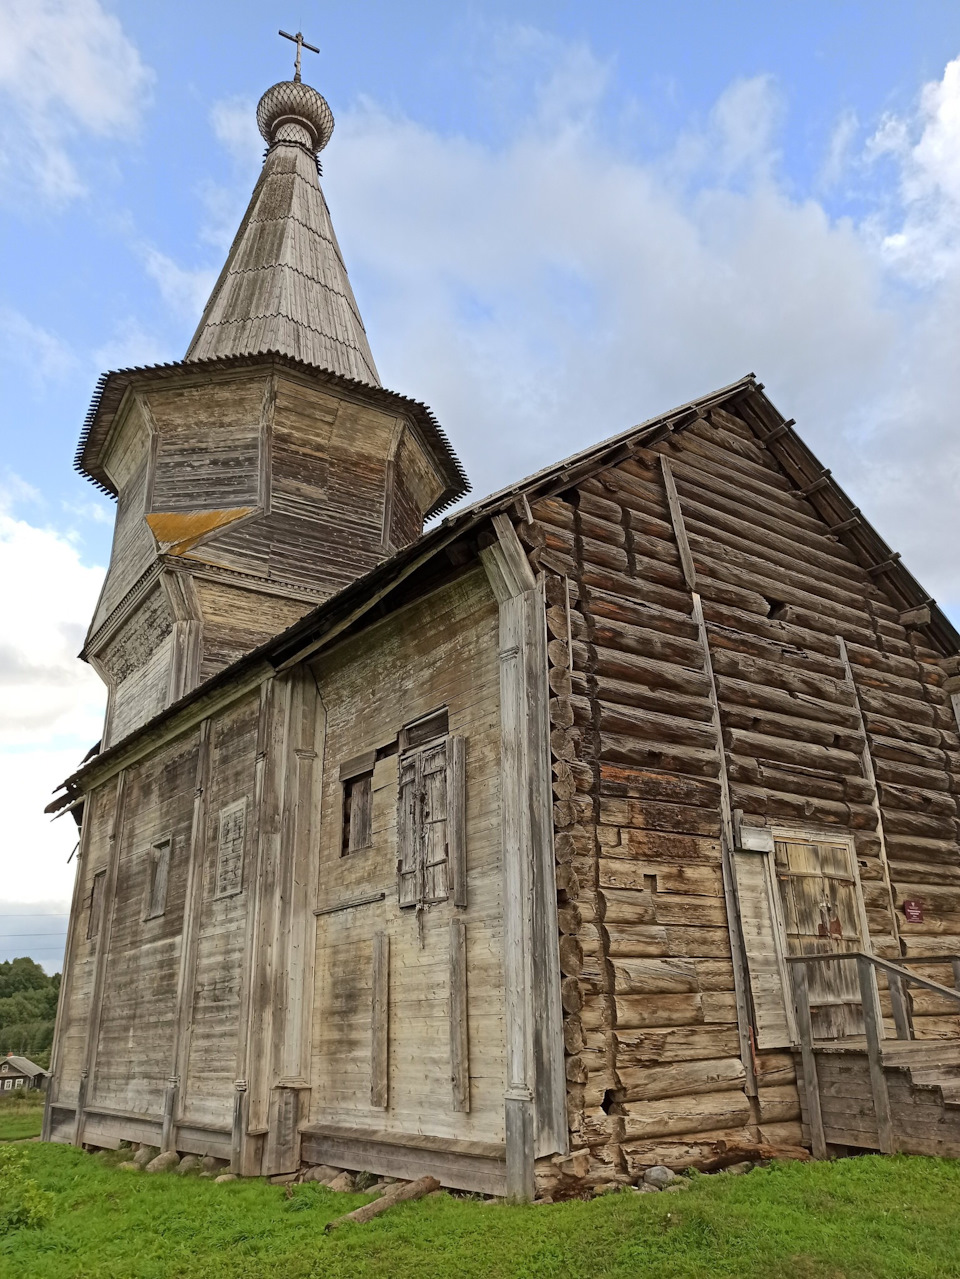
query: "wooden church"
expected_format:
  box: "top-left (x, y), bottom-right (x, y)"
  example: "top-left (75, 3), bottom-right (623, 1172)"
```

top-left (44, 50), bottom-right (960, 1198)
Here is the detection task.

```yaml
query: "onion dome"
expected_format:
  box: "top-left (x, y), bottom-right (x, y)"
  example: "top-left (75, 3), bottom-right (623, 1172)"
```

top-left (256, 80), bottom-right (334, 153)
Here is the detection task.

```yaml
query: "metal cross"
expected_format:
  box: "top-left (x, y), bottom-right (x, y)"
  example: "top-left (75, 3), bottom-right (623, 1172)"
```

top-left (279, 29), bottom-right (319, 82)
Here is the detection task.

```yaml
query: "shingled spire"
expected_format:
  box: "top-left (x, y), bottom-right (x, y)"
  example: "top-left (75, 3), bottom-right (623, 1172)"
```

top-left (185, 72), bottom-right (380, 385)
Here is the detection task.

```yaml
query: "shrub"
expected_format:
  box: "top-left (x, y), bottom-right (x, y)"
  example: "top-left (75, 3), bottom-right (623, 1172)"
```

top-left (0, 1145), bottom-right (53, 1235)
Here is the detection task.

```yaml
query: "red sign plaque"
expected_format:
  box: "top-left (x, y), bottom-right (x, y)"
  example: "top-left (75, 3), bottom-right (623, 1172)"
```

top-left (902, 899), bottom-right (924, 923)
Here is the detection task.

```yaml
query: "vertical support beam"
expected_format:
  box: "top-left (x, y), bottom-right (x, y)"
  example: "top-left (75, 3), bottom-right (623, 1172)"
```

top-left (237, 677), bottom-right (285, 1176)
top-left (790, 963), bottom-right (827, 1160)
top-left (951, 957), bottom-right (960, 993)
top-left (858, 955), bottom-right (896, 1153)
top-left (160, 1078), bottom-right (179, 1153)
top-left (450, 919), bottom-right (470, 1113)
top-left (660, 455), bottom-right (698, 592)
top-left (690, 591), bottom-right (757, 1096)
top-left (230, 1081), bottom-right (247, 1174)
top-left (169, 720), bottom-right (212, 1146)
top-left (838, 637), bottom-right (900, 957)
top-left (256, 668), bottom-right (324, 1177)
top-left (481, 512), bottom-right (566, 1200)
top-left (448, 736), bottom-right (468, 910)
top-left (44, 796), bottom-right (93, 1142)
top-left (76, 769), bottom-right (128, 1145)
top-left (888, 973), bottom-right (911, 1041)
top-left (370, 931), bottom-right (390, 1109)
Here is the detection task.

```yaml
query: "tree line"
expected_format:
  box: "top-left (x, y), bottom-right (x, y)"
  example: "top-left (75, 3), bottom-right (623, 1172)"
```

top-left (0, 958), bottom-right (61, 1068)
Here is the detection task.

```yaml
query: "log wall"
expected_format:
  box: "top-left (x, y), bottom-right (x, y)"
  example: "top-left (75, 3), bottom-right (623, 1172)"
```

top-left (526, 400), bottom-right (960, 1188)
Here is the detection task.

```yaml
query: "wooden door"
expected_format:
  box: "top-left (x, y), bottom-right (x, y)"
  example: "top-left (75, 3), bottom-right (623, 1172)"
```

top-left (775, 838), bottom-right (865, 1041)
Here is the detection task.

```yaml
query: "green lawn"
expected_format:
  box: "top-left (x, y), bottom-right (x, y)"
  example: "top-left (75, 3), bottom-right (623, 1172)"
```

top-left (3, 1143), bottom-right (960, 1278)
top-left (0, 1090), bottom-right (44, 1140)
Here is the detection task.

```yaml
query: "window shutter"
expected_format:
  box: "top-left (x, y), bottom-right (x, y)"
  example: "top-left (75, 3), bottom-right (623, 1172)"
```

top-left (216, 801), bottom-right (246, 896)
top-left (397, 754), bottom-right (419, 907)
top-left (733, 847), bottom-right (794, 1049)
top-left (347, 773), bottom-right (373, 852)
top-left (87, 869), bottom-right (106, 940)
top-left (421, 741), bottom-right (449, 903)
top-left (447, 736), bottom-right (467, 908)
top-left (147, 840), bottom-right (171, 919)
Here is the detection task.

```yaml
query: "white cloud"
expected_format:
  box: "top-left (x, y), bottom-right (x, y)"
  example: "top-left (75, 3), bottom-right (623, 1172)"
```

top-left (867, 55), bottom-right (960, 281)
top-left (819, 108), bottom-right (859, 190)
top-left (91, 317), bottom-right (172, 371)
top-left (0, 306), bottom-right (78, 381)
top-left (0, 482), bottom-right (105, 903)
top-left (290, 47), bottom-right (958, 619)
top-left (141, 248), bottom-right (216, 323)
top-left (0, 0), bottom-right (152, 202)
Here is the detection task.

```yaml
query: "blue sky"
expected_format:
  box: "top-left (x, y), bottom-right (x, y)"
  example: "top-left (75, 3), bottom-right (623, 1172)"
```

top-left (2, 0), bottom-right (960, 969)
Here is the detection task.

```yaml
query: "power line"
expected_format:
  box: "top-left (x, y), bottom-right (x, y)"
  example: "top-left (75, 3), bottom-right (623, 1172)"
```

top-left (1, 933), bottom-right (68, 937)
top-left (0, 913), bottom-right (69, 917)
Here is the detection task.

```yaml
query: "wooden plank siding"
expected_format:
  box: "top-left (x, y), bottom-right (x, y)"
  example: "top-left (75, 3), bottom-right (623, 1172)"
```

top-left (308, 568), bottom-right (507, 1153)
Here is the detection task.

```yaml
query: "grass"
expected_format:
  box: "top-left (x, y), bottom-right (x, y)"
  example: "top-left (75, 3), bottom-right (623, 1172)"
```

top-left (0, 1089), bottom-right (44, 1141)
top-left (3, 1144), bottom-right (960, 1278)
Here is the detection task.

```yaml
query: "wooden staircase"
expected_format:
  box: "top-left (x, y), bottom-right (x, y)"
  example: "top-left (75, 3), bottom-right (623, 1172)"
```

top-left (790, 953), bottom-right (960, 1157)
top-left (798, 1038), bottom-right (960, 1156)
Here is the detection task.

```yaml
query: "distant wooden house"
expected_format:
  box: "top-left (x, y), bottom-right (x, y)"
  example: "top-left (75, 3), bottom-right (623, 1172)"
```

top-left (45, 63), bottom-right (960, 1198)
top-left (2, 1055), bottom-right (48, 1092)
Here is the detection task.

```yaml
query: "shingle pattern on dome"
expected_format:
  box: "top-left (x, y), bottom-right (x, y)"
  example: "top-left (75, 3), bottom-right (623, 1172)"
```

top-left (185, 142), bottom-right (380, 385)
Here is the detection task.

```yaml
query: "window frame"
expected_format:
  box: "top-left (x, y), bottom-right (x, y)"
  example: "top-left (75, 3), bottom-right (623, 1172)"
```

top-left (396, 720), bottom-right (465, 910)
top-left (215, 799), bottom-right (247, 898)
top-left (144, 836), bottom-right (172, 921)
top-left (339, 751), bottom-right (376, 856)
top-left (87, 868), bottom-right (107, 940)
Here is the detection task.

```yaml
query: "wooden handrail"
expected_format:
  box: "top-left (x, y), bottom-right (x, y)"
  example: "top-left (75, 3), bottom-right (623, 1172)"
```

top-left (787, 950), bottom-right (960, 1159)
top-left (785, 951), bottom-right (960, 1007)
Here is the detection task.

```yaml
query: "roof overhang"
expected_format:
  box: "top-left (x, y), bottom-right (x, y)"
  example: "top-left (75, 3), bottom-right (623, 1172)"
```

top-left (75, 351), bottom-right (470, 518)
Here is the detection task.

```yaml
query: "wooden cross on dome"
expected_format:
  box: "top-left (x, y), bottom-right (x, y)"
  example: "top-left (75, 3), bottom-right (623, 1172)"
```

top-left (279, 28), bottom-right (319, 82)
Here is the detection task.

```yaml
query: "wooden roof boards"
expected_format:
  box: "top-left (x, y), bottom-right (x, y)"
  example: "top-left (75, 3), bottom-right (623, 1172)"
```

top-left (185, 142), bottom-right (379, 384)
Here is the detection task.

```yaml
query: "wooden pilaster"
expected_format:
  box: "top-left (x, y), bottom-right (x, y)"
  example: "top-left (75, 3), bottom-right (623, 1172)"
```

top-left (481, 514), bottom-right (566, 1200)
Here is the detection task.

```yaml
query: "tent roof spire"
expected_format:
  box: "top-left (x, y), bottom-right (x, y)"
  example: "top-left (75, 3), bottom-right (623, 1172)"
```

top-left (184, 50), bottom-right (380, 385)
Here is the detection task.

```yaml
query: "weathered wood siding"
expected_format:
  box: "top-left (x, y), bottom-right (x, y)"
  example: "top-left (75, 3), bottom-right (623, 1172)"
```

top-left (309, 567), bottom-right (506, 1146)
top-left (179, 693), bottom-right (260, 1129)
top-left (84, 365), bottom-right (452, 749)
top-left (525, 399), bottom-right (959, 1182)
top-left (88, 403), bottom-right (154, 635)
top-left (194, 580), bottom-right (308, 683)
top-left (49, 779), bottom-right (120, 1107)
top-left (89, 734), bottom-right (200, 1117)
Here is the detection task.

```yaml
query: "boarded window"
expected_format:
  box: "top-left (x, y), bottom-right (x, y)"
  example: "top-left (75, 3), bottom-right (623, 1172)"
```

top-left (775, 837), bottom-right (865, 1041)
top-left (342, 772), bottom-right (373, 854)
top-left (87, 869), bottom-right (106, 940)
top-left (734, 829), bottom-right (865, 1049)
top-left (401, 708), bottom-right (449, 752)
top-left (397, 734), bottom-right (466, 908)
top-left (145, 839), bottom-right (172, 919)
top-left (216, 800), bottom-right (246, 896)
